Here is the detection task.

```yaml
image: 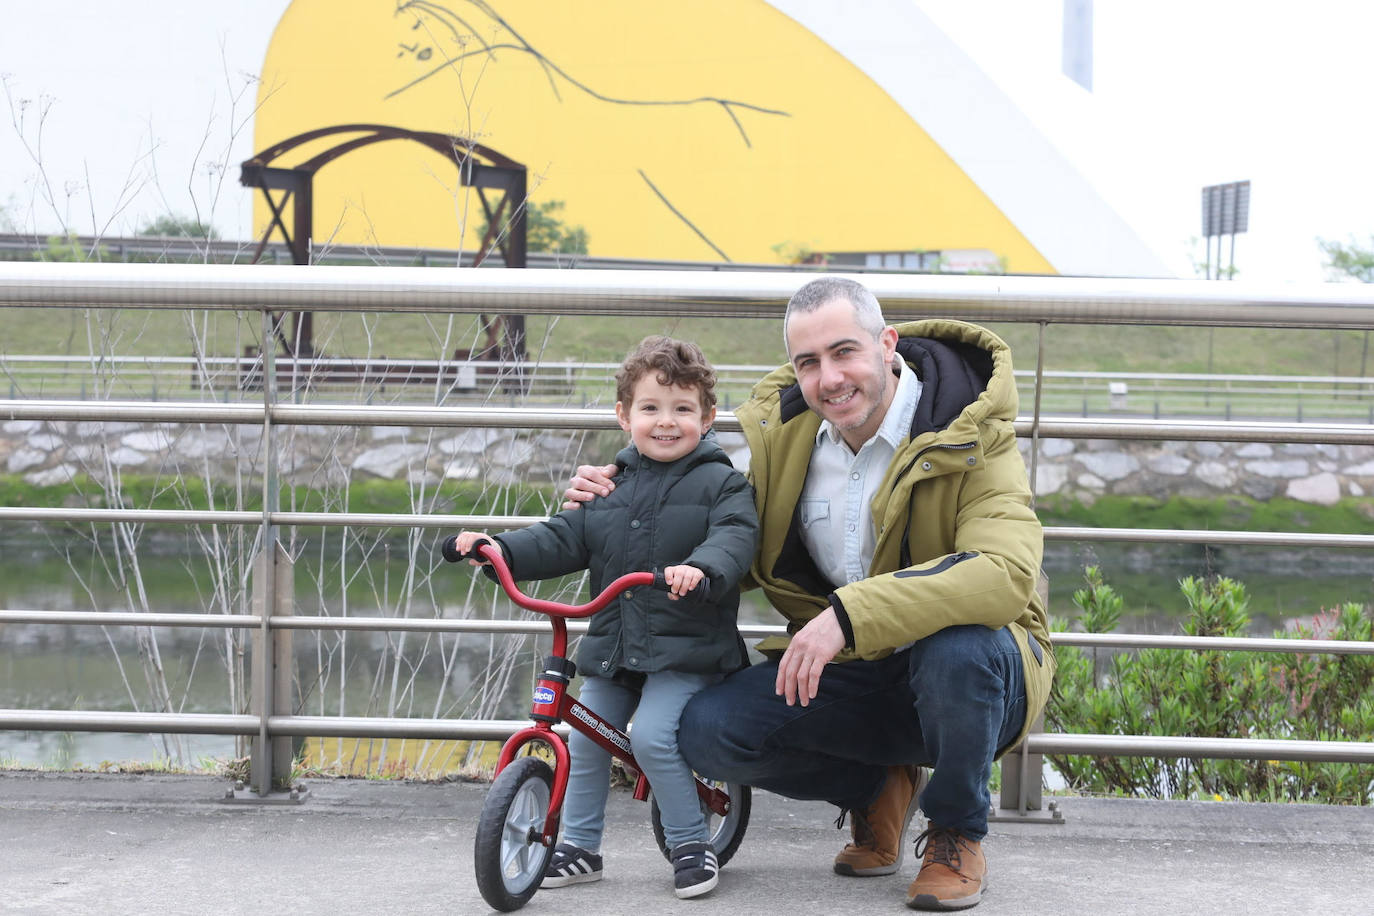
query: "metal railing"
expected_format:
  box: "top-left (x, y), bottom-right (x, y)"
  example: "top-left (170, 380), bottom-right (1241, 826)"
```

top-left (3, 352), bottom-right (1372, 422)
top-left (2, 262), bottom-right (1373, 809)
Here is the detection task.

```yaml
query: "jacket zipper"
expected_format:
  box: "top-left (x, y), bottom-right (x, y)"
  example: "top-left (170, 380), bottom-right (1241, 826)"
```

top-left (893, 550), bottom-right (979, 578)
top-left (894, 440), bottom-right (976, 483)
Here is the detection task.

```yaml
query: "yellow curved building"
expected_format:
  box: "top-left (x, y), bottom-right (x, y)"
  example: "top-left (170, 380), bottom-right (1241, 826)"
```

top-left (253, 0), bottom-right (1167, 276)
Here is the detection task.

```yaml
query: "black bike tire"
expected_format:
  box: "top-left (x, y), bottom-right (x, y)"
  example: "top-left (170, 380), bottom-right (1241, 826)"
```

top-left (650, 780), bottom-right (751, 866)
top-left (473, 757), bottom-right (557, 912)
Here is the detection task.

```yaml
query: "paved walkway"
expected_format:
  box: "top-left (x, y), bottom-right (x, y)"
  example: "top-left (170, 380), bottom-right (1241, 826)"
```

top-left (4, 770), bottom-right (1372, 914)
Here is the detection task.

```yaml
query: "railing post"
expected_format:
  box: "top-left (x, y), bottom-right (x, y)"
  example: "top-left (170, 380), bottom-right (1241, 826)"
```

top-left (243, 308), bottom-right (303, 800)
top-left (991, 568), bottom-right (1062, 824)
top-left (250, 540), bottom-right (295, 794)
top-left (991, 711), bottom-right (1061, 824)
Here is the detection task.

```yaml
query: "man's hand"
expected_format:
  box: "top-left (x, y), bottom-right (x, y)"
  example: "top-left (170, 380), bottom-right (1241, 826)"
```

top-left (561, 463), bottom-right (618, 511)
top-left (662, 564), bottom-right (704, 600)
top-left (775, 607), bottom-right (845, 707)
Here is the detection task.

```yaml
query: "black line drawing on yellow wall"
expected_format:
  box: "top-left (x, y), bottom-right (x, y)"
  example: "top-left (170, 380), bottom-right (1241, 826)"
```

top-left (637, 169), bottom-right (730, 262)
top-left (390, 0), bottom-right (790, 148)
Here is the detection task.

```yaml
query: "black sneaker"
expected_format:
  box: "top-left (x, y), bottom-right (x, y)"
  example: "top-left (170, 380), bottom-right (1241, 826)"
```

top-left (541, 843), bottom-right (603, 888)
top-left (670, 841), bottom-right (719, 899)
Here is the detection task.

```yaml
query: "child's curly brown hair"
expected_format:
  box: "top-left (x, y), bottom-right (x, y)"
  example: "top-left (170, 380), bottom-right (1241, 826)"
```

top-left (614, 336), bottom-right (717, 413)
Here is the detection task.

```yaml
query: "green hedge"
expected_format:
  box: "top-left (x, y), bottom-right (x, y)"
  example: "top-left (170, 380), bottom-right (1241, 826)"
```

top-left (1048, 567), bottom-right (1374, 804)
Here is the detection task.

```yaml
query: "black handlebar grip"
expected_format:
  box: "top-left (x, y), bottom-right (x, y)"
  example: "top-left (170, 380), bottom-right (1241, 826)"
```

top-left (443, 536), bottom-right (501, 564)
top-left (442, 536), bottom-right (491, 563)
top-left (651, 569), bottom-right (712, 605)
top-left (440, 535), bottom-right (464, 563)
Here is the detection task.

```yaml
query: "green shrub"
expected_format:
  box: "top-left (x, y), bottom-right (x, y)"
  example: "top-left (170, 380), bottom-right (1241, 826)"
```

top-left (1048, 567), bottom-right (1374, 804)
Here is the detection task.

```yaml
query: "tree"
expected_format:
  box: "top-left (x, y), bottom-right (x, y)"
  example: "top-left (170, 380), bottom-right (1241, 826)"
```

top-left (0, 195), bottom-right (18, 232)
top-left (1318, 235), bottom-right (1374, 378)
top-left (34, 233), bottom-right (109, 262)
top-left (478, 199), bottom-right (589, 255)
top-left (137, 213), bottom-right (219, 241)
top-left (1319, 236), bottom-right (1374, 283)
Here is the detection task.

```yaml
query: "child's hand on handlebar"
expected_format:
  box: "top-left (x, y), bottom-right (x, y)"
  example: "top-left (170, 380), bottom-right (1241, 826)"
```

top-left (662, 564), bottom-right (704, 600)
top-left (452, 531), bottom-right (497, 566)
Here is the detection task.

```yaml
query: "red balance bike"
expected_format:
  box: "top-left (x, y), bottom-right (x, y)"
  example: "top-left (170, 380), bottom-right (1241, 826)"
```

top-left (442, 538), bottom-right (751, 912)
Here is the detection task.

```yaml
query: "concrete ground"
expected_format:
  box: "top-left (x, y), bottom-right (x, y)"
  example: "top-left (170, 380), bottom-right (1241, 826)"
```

top-left (3, 770), bottom-right (1372, 915)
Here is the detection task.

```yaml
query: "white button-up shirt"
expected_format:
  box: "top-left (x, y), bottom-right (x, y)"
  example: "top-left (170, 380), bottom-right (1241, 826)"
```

top-left (798, 360), bottom-right (922, 589)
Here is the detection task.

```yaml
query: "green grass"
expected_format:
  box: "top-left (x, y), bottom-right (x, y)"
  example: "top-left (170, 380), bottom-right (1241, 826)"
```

top-left (1036, 493), bottom-right (1374, 535)
top-left (5, 306), bottom-right (1372, 377)
top-left (984, 322), bottom-right (1374, 376)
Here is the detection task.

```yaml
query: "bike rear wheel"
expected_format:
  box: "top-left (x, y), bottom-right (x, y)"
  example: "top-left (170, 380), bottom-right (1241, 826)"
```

top-left (474, 757), bottom-right (557, 912)
top-left (650, 779), bottom-right (750, 866)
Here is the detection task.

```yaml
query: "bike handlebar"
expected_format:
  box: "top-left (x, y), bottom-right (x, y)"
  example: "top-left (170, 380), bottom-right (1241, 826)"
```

top-left (440, 535), bottom-right (710, 616)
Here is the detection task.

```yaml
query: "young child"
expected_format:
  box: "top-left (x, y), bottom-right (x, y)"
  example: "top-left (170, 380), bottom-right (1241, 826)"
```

top-left (451, 335), bottom-right (758, 900)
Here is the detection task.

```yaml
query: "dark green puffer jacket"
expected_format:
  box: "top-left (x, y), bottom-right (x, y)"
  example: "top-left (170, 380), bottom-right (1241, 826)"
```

top-left (494, 438), bottom-right (759, 677)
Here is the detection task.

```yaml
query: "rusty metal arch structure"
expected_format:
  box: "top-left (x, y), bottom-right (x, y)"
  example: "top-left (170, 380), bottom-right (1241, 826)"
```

top-left (239, 124), bottom-right (527, 360)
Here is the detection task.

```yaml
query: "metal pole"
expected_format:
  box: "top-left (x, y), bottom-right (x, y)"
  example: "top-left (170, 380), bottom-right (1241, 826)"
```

top-left (998, 323), bottom-right (1051, 820)
top-left (1028, 321), bottom-right (1047, 508)
top-left (251, 309), bottom-right (281, 796)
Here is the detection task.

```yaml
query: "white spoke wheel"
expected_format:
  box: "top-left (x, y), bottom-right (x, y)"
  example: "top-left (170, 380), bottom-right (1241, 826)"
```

top-left (474, 757), bottom-right (556, 912)
top-left (650, 780), bottom-right (750, 866)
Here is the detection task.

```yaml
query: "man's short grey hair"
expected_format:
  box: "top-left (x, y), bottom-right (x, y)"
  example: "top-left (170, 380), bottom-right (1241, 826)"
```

top-left (783, 277), bottom-right (887, 355)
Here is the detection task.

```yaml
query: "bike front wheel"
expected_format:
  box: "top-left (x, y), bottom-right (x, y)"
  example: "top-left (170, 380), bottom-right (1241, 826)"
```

top-left (650, 779), bottom-right (750, 866)
top-left (474, 756), bottom-right (557, 912)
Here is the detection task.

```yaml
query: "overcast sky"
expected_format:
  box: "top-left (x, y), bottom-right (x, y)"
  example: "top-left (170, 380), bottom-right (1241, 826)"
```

top-left (2, 1), bottom-right (1372, 283)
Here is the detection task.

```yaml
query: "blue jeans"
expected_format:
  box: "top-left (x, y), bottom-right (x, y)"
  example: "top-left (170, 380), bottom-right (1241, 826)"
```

top-left (677, 625), bottom-right (1026, 841)
top-left (561, 670), bottom-right (722, 852)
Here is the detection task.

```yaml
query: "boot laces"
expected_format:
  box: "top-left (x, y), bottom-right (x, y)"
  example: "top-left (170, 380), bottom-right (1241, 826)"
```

top-left (834, 808), bottom-right (877, 847)
top-left (914, 826), bottom-right (964, 871)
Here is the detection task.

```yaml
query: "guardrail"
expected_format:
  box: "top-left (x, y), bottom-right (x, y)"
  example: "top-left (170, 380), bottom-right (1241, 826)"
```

top-left (3, 353), bottom-right (1372, 422)
top-left (2, 262), bottom-right (1373, 815)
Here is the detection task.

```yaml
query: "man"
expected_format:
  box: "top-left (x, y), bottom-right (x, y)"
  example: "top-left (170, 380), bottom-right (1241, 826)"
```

top-left (564, 277), bottom-right (1053, 911)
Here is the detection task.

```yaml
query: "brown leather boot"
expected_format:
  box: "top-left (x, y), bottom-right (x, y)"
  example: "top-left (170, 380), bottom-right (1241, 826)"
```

top-left (833, 765), bottom-right (927, 876)
top-left (905, 825), bottom-right (987, 910)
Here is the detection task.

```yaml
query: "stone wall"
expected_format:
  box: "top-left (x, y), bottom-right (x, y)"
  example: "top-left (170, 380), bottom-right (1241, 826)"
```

top-left (1020, 438), bottom-right (1374, 507)
top-left (4, 417), bottom-right (1374, 509)
top-left (0, 418), bottom-right (599, 491)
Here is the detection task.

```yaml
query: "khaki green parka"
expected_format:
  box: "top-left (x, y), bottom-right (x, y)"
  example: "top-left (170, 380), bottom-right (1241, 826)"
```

top-left (735, 318), bottom-right (1054, 753)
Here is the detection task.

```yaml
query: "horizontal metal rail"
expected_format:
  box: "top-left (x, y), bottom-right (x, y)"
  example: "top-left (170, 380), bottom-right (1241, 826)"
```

top-left (3, 506), bottom-right (1371, 550)
top-left (0, 609), bottom-right (778, 640)
top-left (0, 709), bottom-right (550, 742)
top-left (1023, 734), bottom-right (1374, 764)
top-left (5, 609), bottom-right (1372, 657)
top-left (5, 399), bottom-right (1374, 445)
top-left (7, 354), bottom-right (1372, 389)
top-left (2, 708), bottom-right (1369, 764)
top-left (4, 353), bottom-right (1370, 421)
top-left (1050, 632), bottom-right (1374, 654)
top-left (0, 507), bottom-right (533, 528)
top-left (1042, 528), bottom-right (1374, 549)
top-left (5, 261), bottom-right (1374, 329)
top-left (6, 354), bottom-right (1371, 389)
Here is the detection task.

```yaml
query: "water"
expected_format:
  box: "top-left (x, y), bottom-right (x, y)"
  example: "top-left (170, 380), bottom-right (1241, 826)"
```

top-left (0, 531), bottom-right (552, 769)
top-left (1043, 541), bottom-right (1374, 633)
top-left (3, 534), bottom-right (1370, 769)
